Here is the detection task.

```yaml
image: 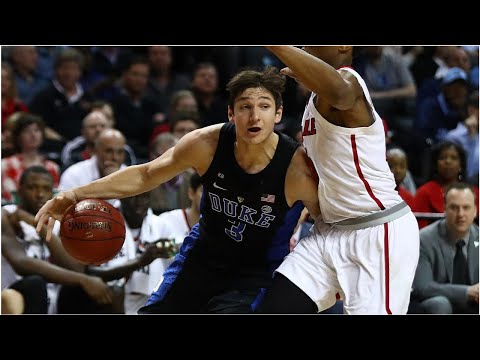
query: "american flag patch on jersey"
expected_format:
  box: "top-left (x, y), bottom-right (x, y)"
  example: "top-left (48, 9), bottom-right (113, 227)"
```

top-left (261, 194), bottom-right (275, 203)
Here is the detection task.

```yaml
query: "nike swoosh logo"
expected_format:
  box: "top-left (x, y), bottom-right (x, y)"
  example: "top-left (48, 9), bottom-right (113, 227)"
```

top-left (213, 182), bottom-right (227, 191)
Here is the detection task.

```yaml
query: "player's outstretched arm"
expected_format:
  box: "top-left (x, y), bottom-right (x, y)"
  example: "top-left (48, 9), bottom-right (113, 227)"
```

top-left (35, 125), bottom-right (220, 240)
top-left (265, 46), bottom-right (356, 110)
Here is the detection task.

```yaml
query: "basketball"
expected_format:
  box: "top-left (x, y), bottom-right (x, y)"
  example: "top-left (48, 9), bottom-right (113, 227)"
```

top-left (60, 199), bottom-right (125, 265)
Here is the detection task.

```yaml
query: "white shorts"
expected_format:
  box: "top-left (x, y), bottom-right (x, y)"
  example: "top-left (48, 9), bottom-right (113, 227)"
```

top-left (275, 211), bottom-right (419, 314)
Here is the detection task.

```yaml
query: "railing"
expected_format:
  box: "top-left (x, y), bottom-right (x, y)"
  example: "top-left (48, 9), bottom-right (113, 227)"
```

top-left (413, 212), bottom-right (444, 220)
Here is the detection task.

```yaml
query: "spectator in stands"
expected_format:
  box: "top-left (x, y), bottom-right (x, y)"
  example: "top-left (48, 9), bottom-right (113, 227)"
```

top-left (60, 110), bottom-right (137, 171)
top-left (148, 133), bottom-right (191, 214)
top-left (2, 63), bottom-right (28, 132)
top-left (411, 182), bottom-right (478, 314)
top-left (156, 172), bottom-right (202, 246)
top-left (169, 110), bottom-right (201, 140)
top-left (8, 46), bottom-right (49, 106)
top-left (116, 191), bottom-right (175, 314)
top-left (29, 48), bottom-right (95, 142)
top-left (359, 46), bottom-right (417, 132)
top-left (146, 46), bottom-right (191, 113)
top-left (90, 100), bottom-right (115, 128)
top-left (168, 89), bottom-right (199, 116)
top-left (110, 56), bottom-right (164, 161)
top-left (58, 129), bottom-right (127, 193)
top-left (191, 62), bottom-right (228, 127)
top-left (414, 141), bottom-right (479, 229)
top-left (2, 166), bottom-right (113, 313)
top-left (86, 46), bottom-right (132, 101)
top-left (445, 91), bottom-right (479, 186)
top-left (416, 67), bottom-right (469, 143)
top-left (387, 148), bottom-right (416, 209)
top-left (1, 113), bottom-right (60, 203)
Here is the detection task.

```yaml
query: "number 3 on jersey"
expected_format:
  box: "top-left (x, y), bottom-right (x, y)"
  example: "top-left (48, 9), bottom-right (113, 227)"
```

top-left (225, 221), bottom-right (246, 242)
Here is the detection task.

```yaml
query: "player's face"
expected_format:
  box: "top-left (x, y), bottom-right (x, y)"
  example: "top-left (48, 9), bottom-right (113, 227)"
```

top-left (445, 189), bottom-right (477, 235)
top-left (18, 173), bottom-right (53, 214)
top-left (229, 87), bottom-right (282, 145)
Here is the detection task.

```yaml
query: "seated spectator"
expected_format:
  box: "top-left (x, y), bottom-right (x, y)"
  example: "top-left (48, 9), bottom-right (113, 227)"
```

top-left (2, 63), bottom-right (28, 132)
top-left (58, 128), bottom-right (127, 193)
top-left (191, 62), bottom-right (228, 127)
top-left (416, 67), bottom-right (469, 143)
top-left (8, 46), bottom-right (49, 107)
top-left (90, 100), bottom-right (115, 128)
top-left (168, 89), bottom-right (199, 115)
top-left (2, 166), bottom-right (113, 314)
top-left (414, 141), bottom-right (479, 229)
top-left (156, 172), bottom-right (202, 246)
top-left (110, 56), bottom-right (164, 161)
top-left (359, 46), bottom-right (416, 132)
top-left (1, 113), bottom-right (60, 203)
top-left (149, 133), bottom-right (192, 214)
top-left (169, 110), bottom-right (200, 140)
top-left (411, 183), bottom-right (478, 314)
top-left (1, 112), bottom-right (21, 159)
top-left (1, 275), bottom-right (48, 314)
top-left (60, 110), bottom-right (137, 171)
top-left (111, 191), bottom-right (175, 314)
top-left (29, 48), bottom-right (95, 142)
top-left (444, 91), bottom-right (479, 185)
top-left (145, 46), bottom-right (191, 113)
top-left (386, 148), bottom-right (416, 209)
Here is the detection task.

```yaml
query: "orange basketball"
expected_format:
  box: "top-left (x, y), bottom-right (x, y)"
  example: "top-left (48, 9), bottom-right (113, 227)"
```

top-left (60, 199), bottom-right (125, 265)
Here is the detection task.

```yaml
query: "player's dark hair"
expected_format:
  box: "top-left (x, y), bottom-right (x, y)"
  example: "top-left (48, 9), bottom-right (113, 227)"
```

top-left (226, 66), bottom-right (285, 111)
top-left (19, 165), bottom-right (53, 186)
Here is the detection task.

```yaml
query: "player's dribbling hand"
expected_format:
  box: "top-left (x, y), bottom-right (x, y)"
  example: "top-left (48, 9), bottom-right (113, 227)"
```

top-left (34, 190), bottom-right (78, 242)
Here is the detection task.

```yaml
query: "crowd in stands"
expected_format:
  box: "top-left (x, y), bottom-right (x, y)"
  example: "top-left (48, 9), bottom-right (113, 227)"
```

top-left (1, 46), bottom-right (478, 314)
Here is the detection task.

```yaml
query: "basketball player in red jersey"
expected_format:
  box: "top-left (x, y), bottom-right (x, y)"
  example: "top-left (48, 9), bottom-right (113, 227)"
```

top-left (259, 46), bottom-right (420, 314)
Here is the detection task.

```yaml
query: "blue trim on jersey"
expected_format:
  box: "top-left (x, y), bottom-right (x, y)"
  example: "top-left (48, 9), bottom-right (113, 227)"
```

top-left (144, 222), bottom-right (201, 306)
top-left (266, 201), bottom-right (304, 273)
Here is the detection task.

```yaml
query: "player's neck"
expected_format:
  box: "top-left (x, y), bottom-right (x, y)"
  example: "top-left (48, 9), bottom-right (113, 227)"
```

top-left (234, 132), bottom-right (279, 174)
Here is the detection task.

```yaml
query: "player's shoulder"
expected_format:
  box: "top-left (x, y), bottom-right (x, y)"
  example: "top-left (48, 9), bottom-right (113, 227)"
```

top-left (180, 123), bottom-right (224, 150)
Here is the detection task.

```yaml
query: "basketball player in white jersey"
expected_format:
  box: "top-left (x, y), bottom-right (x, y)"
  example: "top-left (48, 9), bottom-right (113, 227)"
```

top-left (260, 46), bottom-right (420, 314)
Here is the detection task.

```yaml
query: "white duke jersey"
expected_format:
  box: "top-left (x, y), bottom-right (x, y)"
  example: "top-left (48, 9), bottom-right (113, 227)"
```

top-left (301, 67), bottom-right (402, 223)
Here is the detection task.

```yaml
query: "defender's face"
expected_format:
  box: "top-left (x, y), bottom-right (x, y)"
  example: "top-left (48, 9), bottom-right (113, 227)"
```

top-left (229, 87), bottom-right (282, 145)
